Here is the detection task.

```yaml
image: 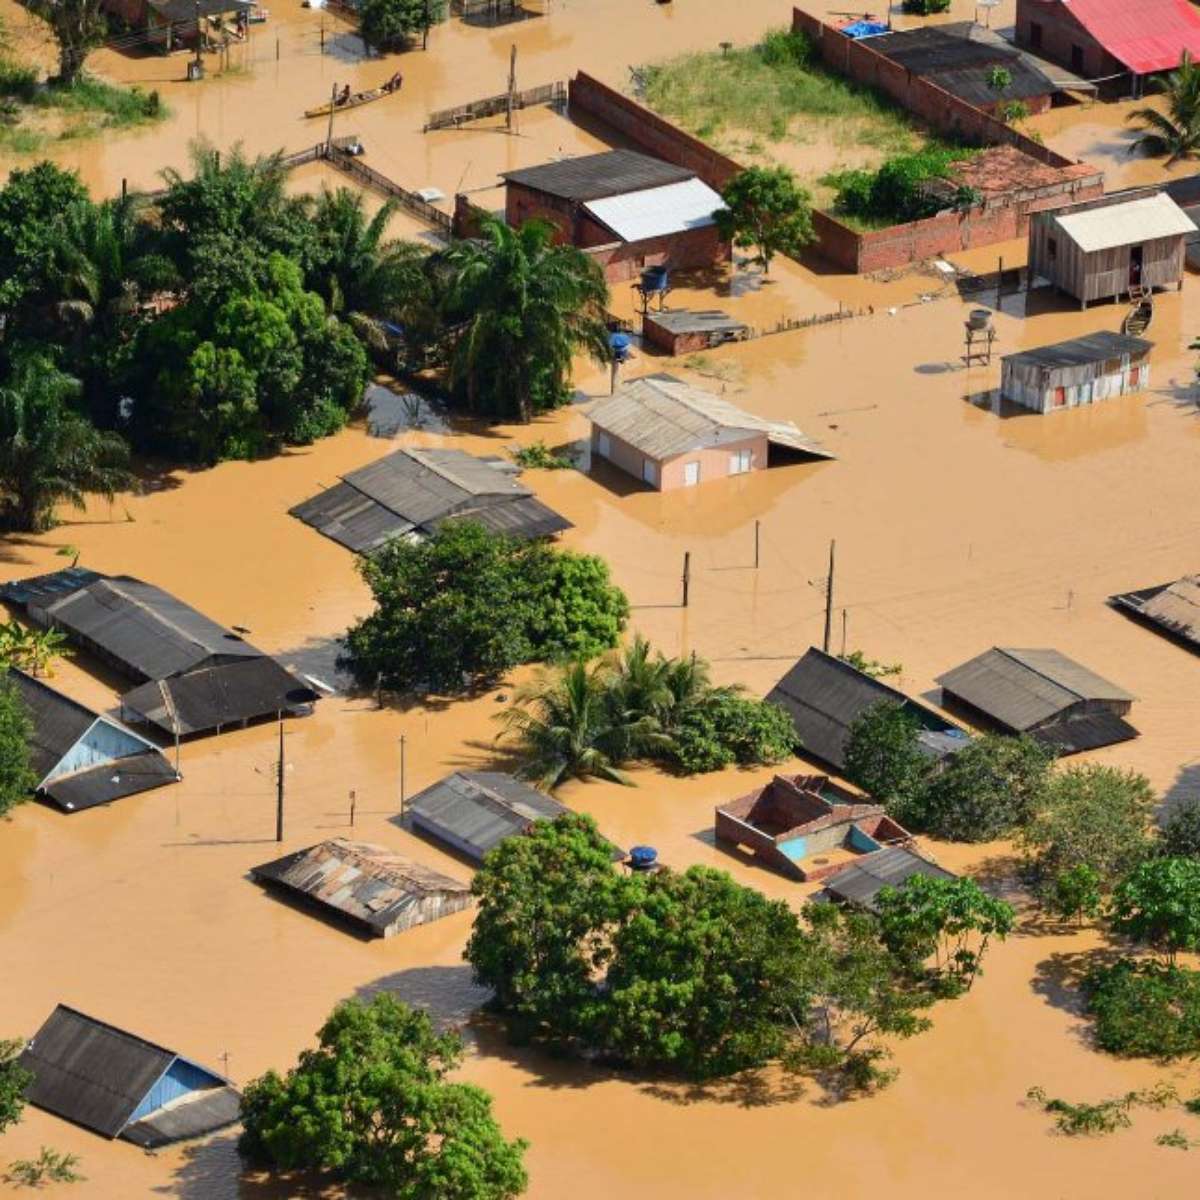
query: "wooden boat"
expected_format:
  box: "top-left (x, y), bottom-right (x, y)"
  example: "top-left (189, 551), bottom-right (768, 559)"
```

top-left (1122, 286), bottom-right (1153, 338)
top-left (305, 82), bottom-right (401, 119)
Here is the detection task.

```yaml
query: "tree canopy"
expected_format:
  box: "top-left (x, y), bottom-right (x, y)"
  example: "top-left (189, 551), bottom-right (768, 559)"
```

top-left (715, 165), bottom-right (814, 274)
top-left (0, 672), bottom-right (35, 819)
top-left (21, 0), bottom-right (106, 84)
top-left (359, 0), bottom-right (447, 52)
top-left (842, 701), bottom-right (930, 822)
top-left (340, 521), bottom-right (629, 695)
top-left (239, 994), bottom-right (528, 1199)
top-left (1108, 857), bottom-right (1200, 965)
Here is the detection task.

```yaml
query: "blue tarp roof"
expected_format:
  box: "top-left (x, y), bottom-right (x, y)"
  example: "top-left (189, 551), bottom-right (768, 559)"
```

top-left (841, 20), bottom-right (888, 38)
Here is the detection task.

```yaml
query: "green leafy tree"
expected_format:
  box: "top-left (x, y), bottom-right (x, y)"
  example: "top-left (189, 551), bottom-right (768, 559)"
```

top-left (1020, 764), bottom-right (1156, 897)
top-left (499, 660), bottom-right (631, 789)
top-left (0, 621), bottom-right (71, 677)
top-left (1047, 863), bottom-right (1104, 925)
top-left (1128, 51), bottom-right (1200, 164)
top-left (0, 1038), bottom-right (32, 1132)
top-left (465, 813), bottom-right (626, 1041)
top-left (670, 690), bottom-right (796, 774)
top-left (917, 734), bottom-right (1052, 842)
top-left (603, 866), bottom-right (811, 1077)
top-left (358, 0), bottom-right (446, 52)
top-left (1108, 858), bottom-right (1200, 965)
top-left (1160, 798), bottom-right (1200, 859)
top-left (0, 355), bottom-right (132, 532)
top-left (1083, 959), bottom-right (1200, 1058)
top-left (341, 523), bottom-right (627, 696)
top-left (875, 874), bottom-right (1015, 991)
top-left (239, 994), bottom-right (527, 1198)
top-left (715, 165), bottom-right (814, 274)
top-left (443, 215), bottom-right (610, 422)
top-left (842, 701), bottom-right (930, 821)
top-left (21, 0), bottom-right (105, 84)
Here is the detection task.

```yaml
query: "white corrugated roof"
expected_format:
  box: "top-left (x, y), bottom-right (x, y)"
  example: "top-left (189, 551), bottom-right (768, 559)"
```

top-left (583, 178), bottom-right (723, 243)
top-left (1055, 193), bottom-right (1196, 253)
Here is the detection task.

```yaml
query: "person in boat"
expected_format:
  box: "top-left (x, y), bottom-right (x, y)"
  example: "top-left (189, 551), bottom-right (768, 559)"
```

top-left (383, 71), bottom-right (403, 93)
top-left (336, 83), bottom-right (351, 106)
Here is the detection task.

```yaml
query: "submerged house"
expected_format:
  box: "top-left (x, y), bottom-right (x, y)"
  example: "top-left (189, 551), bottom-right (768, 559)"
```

top-left (1000, 332), bottom-right (1152, 413)
top-left (102, 0), bottom-right (251, 49)
top-left (404, 770), bottom-right (571, 863)
top-left (1015, 0), bottom-right (1200, 96)
top-left (250, 839), bottom-right (472, 937)
top-left (502, 149), bottom-right (727, 283)
top-left (0, 568), bottom-right (317, 738)
top-left (641, 309), bottom-right (749, 356)
top-left (19, 1005), bottom-right (239, 1148)
top-left (290, 446), bottom-right (571, 554)
top-left (937, 647), bottom-right (1137, 754)
top-left (588, 374), bottom-right (833, 491)
top-left (822, 846), bottom-right (956, 913)
top-left (766, 647), bottom-right (969, 774)
top-left (12, 670), bottom-right (177, 813)
top-left (1028, 190), bottom-right (1195, 307)
top-left (715, 773), bottom-right (914, 881)
top-left (1110, 573), bottom-right (1200, 652)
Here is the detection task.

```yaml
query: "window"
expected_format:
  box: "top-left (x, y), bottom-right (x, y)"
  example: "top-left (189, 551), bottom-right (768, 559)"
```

top-left (642, 458), bottom-right (658, 486)
top-left (1070, 44), bottom-right (1084, 73)
top-left (1047, 236), bottom-right (1057, 260)
top-left (1029, 21), bottom-right (1042, 48)
top-left (684, 461), bottom-right (700, 487)
top-left (728, 448), bottom-right (752, 475)
top-left (597, 432), bottom-right (611, 459)
top-left (1128, 366), bottom-right (1142, 388)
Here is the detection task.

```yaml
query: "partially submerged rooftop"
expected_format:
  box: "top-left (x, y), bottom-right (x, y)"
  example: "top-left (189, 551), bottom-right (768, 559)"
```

top-left (588, 373), bottom-right (834, 462)
top-left (501, 148), bottom-right (694, 202)
top-left (251, 839), bottom-right (472, 937)
top-left (1050, 192), bottom-right (1196, 254)
top-left (1002, 331), bottom-right (1152, 372)
top-left (290, 446), bottom-right (572, 554)
top-left (822, 846), bottom-right (956, 913)
top-left (1110, 574), bottom-right (1200, 651)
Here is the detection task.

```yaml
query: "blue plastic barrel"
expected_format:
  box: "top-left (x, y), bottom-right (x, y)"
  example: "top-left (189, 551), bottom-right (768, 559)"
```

top-left (629, 845), bottom-right (658, 868)
top-left (610, 332), bottom-right (632, 362)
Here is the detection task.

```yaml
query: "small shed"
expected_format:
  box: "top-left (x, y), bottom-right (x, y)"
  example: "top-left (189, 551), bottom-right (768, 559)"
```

top-left (403, 770), bottom-right (570, 863)
top-left (19, 1005), bottom-right (239, 1147)
top-left (290, 446), bottom-right (571, 555)
top-left (715, 773), bottom-right (914, 881)
top-left (937, 646), bottom-right (1137, 753)
top-left (250, 839), bottom-right (472, 937)
top-left (10, 670), bottom-right (177, 813)
top-left (641, 309), bottom-right (749, 356)
top-left (822, 846), bottom-right (956, 913)
top-left (1028, 190), bottom-right (1195, 307)
top-left (1110, 573), bottom-right (1200, 652)
top-left (766, 647), bottom-right (969, 773)
top-left (1000, 331), bottom-right (1152, 413)
top-left (588, 373), bottom-right (833, 491)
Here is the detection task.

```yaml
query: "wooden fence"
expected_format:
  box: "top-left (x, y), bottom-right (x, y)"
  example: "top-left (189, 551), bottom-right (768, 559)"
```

top-left (324, 146), bottom-right (453, 235)
top-left (424, 80), bottom-right (566, 131)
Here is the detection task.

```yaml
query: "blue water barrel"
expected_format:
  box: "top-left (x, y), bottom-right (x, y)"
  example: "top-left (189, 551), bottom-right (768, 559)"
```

top-left (610, 332), bottom-right (632, 362)
top-left (629, 845), bottom-right (658, 868)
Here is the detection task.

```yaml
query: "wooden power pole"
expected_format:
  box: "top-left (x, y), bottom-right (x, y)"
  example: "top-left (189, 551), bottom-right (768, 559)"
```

top-left (822, 539), bottom-right (836, 653)
top-left (275, 718), bottom-right (286, 842)
top-left (506, 45), bottom-right (517, 131)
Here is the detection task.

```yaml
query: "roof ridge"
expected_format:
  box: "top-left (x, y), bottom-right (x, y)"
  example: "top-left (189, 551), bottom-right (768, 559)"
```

top-left (995, 647), bottom-right (1085, 704)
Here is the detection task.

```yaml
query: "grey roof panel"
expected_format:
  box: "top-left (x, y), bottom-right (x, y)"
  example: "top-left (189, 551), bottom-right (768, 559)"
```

top-left (766, 648), bottom-right (962, 771)
top-left (1110, 574), bottom-right (1200, 649)
top-left (502, 149), bottom-right (694, 203)
top-left (43, 752), bottom-right (180, 813)
top-left (1029, 711), bottom-right (1139, 756)
top-left (1002, 331), bottom-right (1152, 372)
top-left (644, 309), bottom-right (749, 336)
top-left (823, 847), bottom-right (956, 913)
top-left (121, 1086), bottom-right (241, 1149)
top-left (7, 669), bottom-right (96, 779)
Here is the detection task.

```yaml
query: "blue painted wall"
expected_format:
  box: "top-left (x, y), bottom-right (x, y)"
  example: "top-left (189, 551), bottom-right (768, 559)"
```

top-left (848, 825), bottom-right (882, 853)
top-left (46, 719), bottom-right (155, 783)
top-left (129, 1058), bottom-right (222, 1123)
top-left (777, 835), bottom-right (808, 861)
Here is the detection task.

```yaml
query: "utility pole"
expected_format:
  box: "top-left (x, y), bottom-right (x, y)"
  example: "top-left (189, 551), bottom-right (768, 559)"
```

top-left (325, 81), bottom-right (337, 152)
top-left (349, 789), bottom-right (356, 828)
top-left (754, 519), bottom-right (760, 569)
top-left (158, 680), bottom-right (182, 779)
top-left (506, 44), bottom-right (517, 132)
top-left (841, 608), bottom-right (848, 658)
top-left (399, 735), bottom-right (407, 819)
top-left (822, 539), bottom-right (836, 653)
top-left (681, 551), bottom-right (691, 608)
top-left (193, 0), bottom-right (203, 79)
top-left (275, 718), bottom-right (286, 843)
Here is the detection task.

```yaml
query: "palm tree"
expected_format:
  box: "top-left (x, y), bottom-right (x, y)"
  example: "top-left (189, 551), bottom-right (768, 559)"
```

top-left (307, 187), bottom-right (432, 350)
top-left (0, 356), bottom-right (133, 533)
top-left (498, 660), bottom-right (630, 790)
top-left (602, 635), bottom-right (677, 762)
top-left (0, 621), bottom-right (71, 677)
top-left (443, 215), bottom-right (611, 423)
top-left (1128, 52), bottom-right (1200, 164)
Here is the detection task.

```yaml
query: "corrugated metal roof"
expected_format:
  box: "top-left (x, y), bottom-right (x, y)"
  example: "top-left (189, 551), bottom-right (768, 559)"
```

top-left (588, 373), bottom-right (834, 461)
top-left (290, 448), bottom-right (571, 554)
top-left (1111, 574), bottom-right (1200, 649)
top-left (1054, 0), bottom-right (1200, 75)
top-left (121, 658), bottom-right (317, 736)
top-left (1029, 710), bottom-right (1140, 755)
top-left (766, 648), bottom-right (965, 771)
top-left (583, 178), bottom-right (722, 243)
top-left (822, 847), bottom-right (956, 913)
top-left (43, 752), bottom-right (179, 813)
top-left (122, 1086), bottom-right (241, 1150)
top-left (1003, 331), bottom-right (1152, 371)
top-left (8, 670), bottom-right (96, 779)
top-left (644, 309), bottom-right (748, 336)
top-left (405, 771), bottom-right (568, 862)
top-left (502, 149), bottom-right (694, 203)
top-left (19, 1005), bottom-right (228, 1140)
top-left (1054, 193), bottom-right (1196, 253)
top-left (936, 647), bottom-right (1133, 732)
top-left (251, 839), bottom-right (471, 937)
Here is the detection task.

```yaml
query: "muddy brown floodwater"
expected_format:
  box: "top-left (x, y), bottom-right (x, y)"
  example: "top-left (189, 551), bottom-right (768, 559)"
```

top-left (2, 0), bottom-right (1200, 1197)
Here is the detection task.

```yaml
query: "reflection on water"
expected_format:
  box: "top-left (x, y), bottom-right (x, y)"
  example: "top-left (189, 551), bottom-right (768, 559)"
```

top-left (364, 382), bottom-right (453, 436)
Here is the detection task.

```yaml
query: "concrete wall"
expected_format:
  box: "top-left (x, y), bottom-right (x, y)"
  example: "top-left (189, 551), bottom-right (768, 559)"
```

top-left (590, 426), bottom-right (766, 490)
top-left (1014, 0), bottom-right (1126, 85)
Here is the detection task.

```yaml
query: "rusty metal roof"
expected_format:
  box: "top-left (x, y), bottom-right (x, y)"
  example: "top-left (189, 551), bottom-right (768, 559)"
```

top-left (588, 374), bottom-right (835, 462)
top-left (251, 839), bottom-right (471, 937)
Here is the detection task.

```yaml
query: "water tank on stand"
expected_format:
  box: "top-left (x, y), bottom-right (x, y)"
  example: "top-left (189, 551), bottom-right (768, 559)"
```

top-left (610, 332), bottom-right (632, 363)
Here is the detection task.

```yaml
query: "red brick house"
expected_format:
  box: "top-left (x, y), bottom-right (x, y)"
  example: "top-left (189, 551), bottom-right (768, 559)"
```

top-left (1015, 0), bottom-right (1200, 95)
top-left (501, 149), bottom-right (728, 283)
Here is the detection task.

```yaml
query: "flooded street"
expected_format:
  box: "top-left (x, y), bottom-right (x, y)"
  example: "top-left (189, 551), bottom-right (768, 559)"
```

top-left (2, 0), bottom-right (1200, 1196)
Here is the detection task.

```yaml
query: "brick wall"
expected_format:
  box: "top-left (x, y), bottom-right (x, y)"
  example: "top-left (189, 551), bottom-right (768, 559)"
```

top-left (568, 73), bottom-right (742, 190)
top-left (583, 224), bottom-right (728, 283)
top-left (1014, 0), bottom-right (1124, 83)
top-left (792, 7), bottom-right (1079, 169)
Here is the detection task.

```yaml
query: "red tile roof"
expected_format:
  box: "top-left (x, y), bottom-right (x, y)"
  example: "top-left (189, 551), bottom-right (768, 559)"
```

top-left (1059, 0), bottom-right (1200, 75)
